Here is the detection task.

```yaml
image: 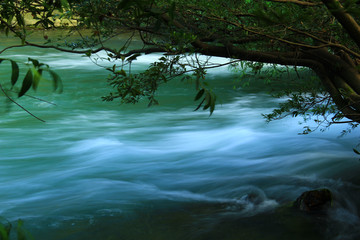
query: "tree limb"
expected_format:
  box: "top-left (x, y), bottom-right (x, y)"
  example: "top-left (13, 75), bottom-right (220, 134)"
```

top-left (312, 64), bottom-right (360, 122)
top-left (322, 0), bottom-right (360, 49)
top-left (266, 0), bottom-right (322, 6)
top-left (197, 14), bottom-right (360, 58)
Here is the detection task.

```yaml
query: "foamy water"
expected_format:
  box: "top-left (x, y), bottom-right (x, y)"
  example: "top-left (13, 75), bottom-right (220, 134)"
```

top-left (0, 39), bottom-right (359, 239)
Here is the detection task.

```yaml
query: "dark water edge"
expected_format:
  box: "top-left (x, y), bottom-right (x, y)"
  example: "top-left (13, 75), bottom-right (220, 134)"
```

top-left (7, 186), bottom-right (360, 240)
top-left (15, 201), bottom-right (326, 240)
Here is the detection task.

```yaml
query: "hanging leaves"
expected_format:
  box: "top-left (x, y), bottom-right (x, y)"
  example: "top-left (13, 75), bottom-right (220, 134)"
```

top-left (48, 70), bottom-right (63, 92)
top-left (18, 69), bottom-right (33, 97)
top-left (0, 57), bottom-right (62, 97)
top-left (194, 88), bottom-right (205, 101)
top-left (10, 60), bottom-right (19, 86)
top-left (32, 68), bottom-right (43, 91)
top-left (194, 88), bottom-right (217, 115)
top-left (28, 58), bottom-right (40, 68)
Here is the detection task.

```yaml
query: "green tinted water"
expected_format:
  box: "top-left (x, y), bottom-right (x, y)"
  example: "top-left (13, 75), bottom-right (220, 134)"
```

top-left (0, 35), bottom-right (360, 240)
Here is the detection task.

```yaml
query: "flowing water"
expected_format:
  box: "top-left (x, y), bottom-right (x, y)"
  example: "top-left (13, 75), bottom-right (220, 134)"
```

top-left (0, 34), bottom-right (360, 240)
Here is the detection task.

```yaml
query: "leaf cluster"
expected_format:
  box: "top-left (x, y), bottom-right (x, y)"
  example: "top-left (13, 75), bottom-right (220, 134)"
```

top-left (0, 57), bottom-right (62, 97)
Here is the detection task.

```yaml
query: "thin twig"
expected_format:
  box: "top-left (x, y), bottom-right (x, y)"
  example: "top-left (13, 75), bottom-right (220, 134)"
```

top-left (265, 0), bottom-right (322, 6)
top-left (0, 83), bottom-right (46, 122)
top-left (9, 90), bottom-right (57, 106)
top-left (0, 44), bottom-right (26, 54)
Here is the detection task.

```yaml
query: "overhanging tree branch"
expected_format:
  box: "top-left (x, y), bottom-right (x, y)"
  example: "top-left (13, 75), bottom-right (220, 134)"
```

top-left (322, 0), bottom-right (360, 49)
top-left (266, 0), bottom-right (322, 6)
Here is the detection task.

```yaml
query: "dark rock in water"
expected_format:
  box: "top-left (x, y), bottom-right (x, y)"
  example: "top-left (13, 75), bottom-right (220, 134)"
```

top-left (294, 189), bottom-right (332, 212)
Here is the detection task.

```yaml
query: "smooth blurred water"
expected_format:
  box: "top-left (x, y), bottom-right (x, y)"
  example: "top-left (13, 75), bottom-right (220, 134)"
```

top-left (1, 36), bottom-right (360, 240)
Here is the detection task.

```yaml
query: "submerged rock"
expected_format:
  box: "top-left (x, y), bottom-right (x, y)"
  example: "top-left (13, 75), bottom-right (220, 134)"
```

top-left (294, 189), bottom-right (332, 212)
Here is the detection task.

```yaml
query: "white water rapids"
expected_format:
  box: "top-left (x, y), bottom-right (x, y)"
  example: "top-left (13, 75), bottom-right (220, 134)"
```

top-left (0, 37), bottom-right (359, 239)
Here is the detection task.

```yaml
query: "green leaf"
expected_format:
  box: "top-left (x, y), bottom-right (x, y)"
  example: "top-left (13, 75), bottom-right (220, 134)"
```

top-left (169, 2), bottom-right (176, 20)
top-left (17, 219), bottom-right (26, 240)
top-left (18, 69), bottom-right (33, 97)
top-left (28, 58), bottom-right (40, 67)
top-left (0, 224), bottom-right (9, 240)
top-left (194, 98), bottom-right (205, 111)
top-left (48, 70), bottom-right (63, 92)
top-left (61, 0), bottom-right (70, 9)
top-left (17, 219), bottom-right (34, 240)
top-left (118, 69), bottom-right (127, 76)
top-left (15, 11), bottom-right (25, 26)
top-left (353, 148), bottom-right (360, 155)
top-left (203, 92), bottom-right (211, 110)
top-left (194, 89), bottom-right (205, 101)
top-left (161, 74), bottom-right (167, 83)
top-left (10, 60), bottom-right (19, 86)
top-left (200, 91), bottom-right (216, 115)
top-left (85, 50), bottom-right (92, 57)
top-left (209, 93), bottom-right (216, 115)
top-left (32, 68), bottom-right (43, 90)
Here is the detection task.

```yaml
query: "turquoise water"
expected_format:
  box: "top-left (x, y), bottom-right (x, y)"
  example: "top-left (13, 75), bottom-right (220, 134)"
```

top-left (0, 36), bottom-right (360, 239)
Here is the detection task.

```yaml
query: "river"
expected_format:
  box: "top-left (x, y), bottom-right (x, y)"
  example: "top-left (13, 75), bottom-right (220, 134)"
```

top-left (0, 34), bottom-right (360, 240)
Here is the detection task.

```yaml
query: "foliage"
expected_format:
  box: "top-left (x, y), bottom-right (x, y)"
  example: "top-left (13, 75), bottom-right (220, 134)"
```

top-left (66, 0), bottom-right (360, 126)
top-left (0, 0), bottom-right (68, 121)
top-left (1, 0), bottom-right (360, 127)
top-left (0, 218), bottom-right (34, 240)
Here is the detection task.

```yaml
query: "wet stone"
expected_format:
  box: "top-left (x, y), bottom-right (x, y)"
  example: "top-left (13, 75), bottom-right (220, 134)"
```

top-left (294, 189), bottom-right (332, 213)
